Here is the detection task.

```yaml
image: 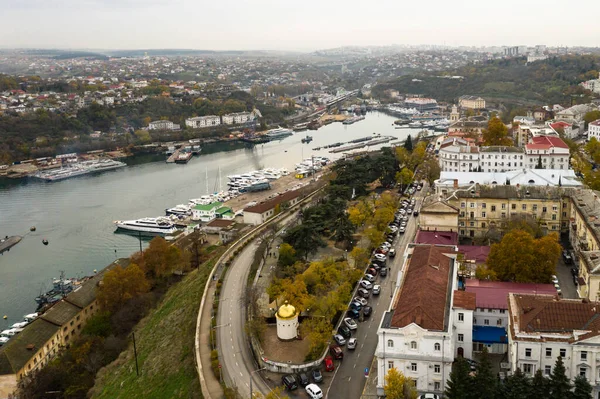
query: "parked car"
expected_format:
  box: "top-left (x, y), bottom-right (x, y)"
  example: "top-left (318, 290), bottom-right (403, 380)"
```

top-left (333, 334), bottom-right (346, 346)
top-left (347, 309), bottom-right (360, 319)
top-left (305, 383), bottom-right (324, 399)
top-left (374, 253), bottom-right (387, 262)
top-left (324, 356), bottom-right (335, 372)
top-left (571, 268), bottom-right (579, 276)
top-left (298, 372), bottom-right (310, 387)
top-left (418, 394), bottom-right (439, 399)
top-left (413, 210), bottom-right (420, 216)
top-left (344, 317), bottom-right (358, 330)
top-left (367, 267), bottom-right (378, 276)
top-left (312, 368), bottom-right (323, 382)
top-left (389, 248), bottom-right (396, 257)
top-left (354, 296), bottom-right (368, 306)
top-left (364, 273), bottom-right (376, 283)
top-left (379, 267), bottom-right (388, 277)
top-left (551, 275), bottom-right (559, 284)
top-left (372, 284), bottom-right (381, 295)
top-left (330, 345), bottom-right (344, 359)
top-left (282, 374), bottom-right (298, 390)
top-left (363, 305), bottom-right (373, 318)
top-left (338, 325), bottom-right (351, 338)
top-left (347, 337), bottom-right (357, 350)
top-left (399, 226), bottom-right (406, 234)
top-left (563, 250), bottom-right (573, 264)
top-left (358, 287), bottom-right (370, 298)
top-left (360, 280), bottom-right (373, 290)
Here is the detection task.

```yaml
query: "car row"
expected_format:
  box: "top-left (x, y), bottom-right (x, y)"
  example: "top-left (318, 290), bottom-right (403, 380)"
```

top-left (281, 373), bottom-right (324, 398)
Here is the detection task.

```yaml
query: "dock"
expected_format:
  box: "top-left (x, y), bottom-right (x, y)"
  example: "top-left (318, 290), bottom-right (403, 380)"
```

top-left (0, 236), bottom-right (22, 254)
top-left (166, 149), bottom-right (181, 163)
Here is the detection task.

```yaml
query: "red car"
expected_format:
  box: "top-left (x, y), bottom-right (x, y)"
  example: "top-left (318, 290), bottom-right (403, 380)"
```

top-left (324, 356), bottom-right (335, 371)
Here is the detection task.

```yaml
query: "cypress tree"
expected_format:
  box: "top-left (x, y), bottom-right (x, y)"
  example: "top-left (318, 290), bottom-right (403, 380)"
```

top-left (445, 357), bottom-right (472, 399)
top-left (498, 368), bottom-right (531, 399)
top-left (471, 348), bottom-right (497, 399)
top-left (531, 369), bottom-right (550, 397)
top-left (549, 356), bottom-right (572, 399)
top-left (573, 375), bottom-right (593, 399)
top-left (404, 134), bottom-right (413, 152)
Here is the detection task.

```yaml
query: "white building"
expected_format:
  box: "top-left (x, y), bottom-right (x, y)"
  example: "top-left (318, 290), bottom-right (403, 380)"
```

top-left (191, 202), bottom-right (222, 222)
top-left (376, 244), bottom-right (462, 397)
top-left (438, 138), bottom-right (480, 173)
top-left (459, 96), bottom-right (486, 110)
top-left (275, 301), bottom-right (299, 341)
top-left (148, 120), bottom-right (180, 131)
top-left (589, 120), bottom-right (600, 141)
top-left (508, 293), bottom-right (600, 398)
top-left (222, 111), bottom-right (255, 125)
top-left (524, 136), bottom-right (570, 170)
top-left (555, 104), bottom-right (598, 134)
top-left (185, 115), bottom-right (221, 129)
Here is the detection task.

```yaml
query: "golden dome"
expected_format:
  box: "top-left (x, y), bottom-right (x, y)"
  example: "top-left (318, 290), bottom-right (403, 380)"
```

top-left (276, 301), bottom-right (297, 320)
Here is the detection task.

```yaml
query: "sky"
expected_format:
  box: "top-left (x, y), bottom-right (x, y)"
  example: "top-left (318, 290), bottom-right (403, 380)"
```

top-left (1, 0), bottom-right (598, 51)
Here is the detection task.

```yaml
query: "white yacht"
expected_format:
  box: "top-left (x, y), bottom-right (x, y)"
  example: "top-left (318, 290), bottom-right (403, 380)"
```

top-left (266, 127), bottom-right (293, 138)
top-left (165, 204), bottom-right (191, 216)
top-left (261, 169), bottom-right (281, 180)
top-left (114, 217), bottom-right (179, 235)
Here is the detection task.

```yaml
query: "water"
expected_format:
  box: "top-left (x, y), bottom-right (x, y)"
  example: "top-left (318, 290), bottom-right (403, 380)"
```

top-left (0, 112), bottom-right (422, 323)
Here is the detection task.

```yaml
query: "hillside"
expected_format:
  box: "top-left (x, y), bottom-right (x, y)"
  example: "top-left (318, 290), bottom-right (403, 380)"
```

top-left (373, 55), bottom-right (600, 106)
top-left (90, 254), bottom-right (220, 399)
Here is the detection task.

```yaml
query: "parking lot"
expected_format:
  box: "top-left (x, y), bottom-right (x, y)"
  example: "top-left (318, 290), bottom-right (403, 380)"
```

top-left (555, 250), bottom-right (578, 299)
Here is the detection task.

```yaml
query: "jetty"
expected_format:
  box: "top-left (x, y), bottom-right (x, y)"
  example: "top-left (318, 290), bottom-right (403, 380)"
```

top-left (0, 236), bottom-right (22, 254)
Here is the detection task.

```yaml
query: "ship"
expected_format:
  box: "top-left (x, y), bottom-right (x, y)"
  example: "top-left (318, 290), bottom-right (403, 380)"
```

top-left (34, 272), bottom-right (84, 311)
top-left (32, 159), bottom-right (126, 182)
top-left (266, 127), bottom-right (294, 138)
top-left (301, 135), bottom-right (313, 143)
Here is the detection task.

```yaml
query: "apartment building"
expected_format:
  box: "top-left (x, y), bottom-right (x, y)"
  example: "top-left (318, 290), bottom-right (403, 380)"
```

top-left (185, 115), bottom-right (221, 129)
top-left (447, 185), bottom-right (568, 238)
top-left (507, 293), bottom-right (600, 398)
top-left (524, 136), bottom-right (570, 170)
top-left (376, 244), bottom-right (459, 397)
top-left (459, 96), bottom-right (486, 110)
top-left (148, 120), bottom-right (180, 131)
top-left (589, 120), bottom-right (600, 141)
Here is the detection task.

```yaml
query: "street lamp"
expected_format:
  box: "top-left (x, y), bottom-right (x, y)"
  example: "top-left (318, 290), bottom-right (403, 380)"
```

top-left (249, 367), bottom-right (267, 399)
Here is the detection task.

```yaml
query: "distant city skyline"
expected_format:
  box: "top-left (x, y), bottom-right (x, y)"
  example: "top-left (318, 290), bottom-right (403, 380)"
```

top-left (2, 0), bottom-right (598, 51)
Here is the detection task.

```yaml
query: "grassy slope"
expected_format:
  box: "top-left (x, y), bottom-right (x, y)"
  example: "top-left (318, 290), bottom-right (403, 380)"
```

top-left (91, 255), bottom-right (220, 399)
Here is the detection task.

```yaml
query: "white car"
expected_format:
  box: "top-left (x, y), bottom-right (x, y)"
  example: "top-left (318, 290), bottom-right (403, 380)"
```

top-left (381, 241), bottom-right (392, 249)
top-left (347, 337), bottom-right (357, 350)
top-left (343, 317), bottom-right (358, 330)
top-left (372, 284), bottom-right (381, 295)
top-left (418, 394), bottom-right (440, 399)
top-left (353, 296), bottom-right (368, 306)
top-left (360, 280), bottom-right (373, 290)
top-left (306, 383), bottom-right (324, 399)
top-left (374, 253), bottom-right (387, 262)
top-left (551, 275), bottom-right (559, 284)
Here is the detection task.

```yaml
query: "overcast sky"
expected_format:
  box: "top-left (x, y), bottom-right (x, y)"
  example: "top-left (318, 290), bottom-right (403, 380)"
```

top-left (2, 0), bottom-right (598, 51)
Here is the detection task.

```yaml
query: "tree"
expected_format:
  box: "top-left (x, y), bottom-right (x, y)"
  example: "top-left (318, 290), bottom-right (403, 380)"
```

top-left (97, 263), bottom-right (150, 312)
top-left (535, 155), bottom-right (543, 169)
top-left (142, 236), bottom-right (187, 278)
top-left (396, 167), bottom-right (414, 188)
top-left (445, 357), bottom-right (472, 399)
top-left (253, 386), bottom-right (290, 399)
top-left (584, 110), bottom-right (600, 128)
top-left (349, 247), bottom-right (370, 269)
top-left (472, 348), bottom-right (497, 399)
top-left (499, 368), bottom-right (531, 399)
top-left (531, 369), bottom-right (550, 397)
top-left (303, 317), bottom-right (332, 361)
top-left (549, 356), bottom-right (571, 399)
top-left (573, 375), bottom-right (593, 399)
top-left (483, 116), bottom-right (512, 146)
top-left (404, 134), bottom-right (413, 152)
top-left (384, 367), bottom-right (418, 399)
top-left (331, 212), bottom-right (355, 244)
top-left (585, 137), bottom-right (600, 164)
top-left (278, 243), bottom-right (297, 267)
top-left (283, 224), bottom-right (326, 259)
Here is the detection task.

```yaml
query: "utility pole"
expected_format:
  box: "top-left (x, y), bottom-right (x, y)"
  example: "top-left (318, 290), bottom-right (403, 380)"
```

top-left (250, 367), bottom-right (267, 399)
top-left (138, 231), bottom-right (143, 253)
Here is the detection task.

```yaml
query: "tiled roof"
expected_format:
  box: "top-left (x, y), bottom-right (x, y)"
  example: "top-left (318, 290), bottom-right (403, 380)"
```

top-left (206, 219), bottom-right (235, 228)
top-left (390, 245), bottom-right (456, 330)
top-left (65, 264), bottom-right (113, 309)
top-left (415, 230), bottom-right (458, 246)
top-left (512, 294), bottom-right (600, 335)
top-left (453, 290), bottom-right (476, 310)
top-left (454, 185), bottom-right (563, 200)
top-left (244, 189), bottom-right (301, 214)
top-left (457, 245), bottom-right (490, 264)
top-left (40, 301), bottom-right (80, 326)
top-left (0, 318), bottom-right (59, 374)
top-left (528, 135), bottom-right (569, 149)
top-left (466, 280), bottom-right (556, 310)
top-left (420, 201), bottom-right (459, 214)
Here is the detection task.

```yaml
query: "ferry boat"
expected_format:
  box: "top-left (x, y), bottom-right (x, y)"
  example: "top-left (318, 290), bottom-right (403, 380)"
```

top-left (33, 159), bottom-right (126, 182)
top-left (266, 127), bottom-right (294, 138)
top-left (293, 122), bottom-right (310, 131)
top-left (114, 217), bottom-right (179, 235)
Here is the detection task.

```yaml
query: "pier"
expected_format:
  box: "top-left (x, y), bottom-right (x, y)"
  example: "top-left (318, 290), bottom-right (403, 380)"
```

top-left (0, 236), bottom-right (22, 254)
top-left (166, 149), bottom-right (181, 163)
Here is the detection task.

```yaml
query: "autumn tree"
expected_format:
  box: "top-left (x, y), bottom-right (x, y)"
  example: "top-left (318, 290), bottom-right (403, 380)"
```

top-left (384, 367), bottom-right (418, 399)
top-left (422, 156), bottom-right (441, 186)
top-left (396, 167), bottom-right (414, 188)
top-left (349, 246), bottom-right (370, 269)
top-left (486, 230), bottom-right (561, 283)
top-left (584, 110), bottom-right (600, 128)
top-left (585, 137), bottom-right (600, 164)
top-left (253, 386), bottom-right (290, 399)
top-left (141, 236), bottom-right (187, 279)
top-left (97, 263), bottom-right (150, 312)
top-left (278, 243), bottom-right (297, 267)
top-left (483, 116), bottom-right (512, 146)
top-left (303, 317), bottom-right (332, 360)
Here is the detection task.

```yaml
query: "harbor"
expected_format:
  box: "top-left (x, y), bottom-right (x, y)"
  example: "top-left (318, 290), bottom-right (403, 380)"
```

top-left (0, 111), bottom-right (431, 322)
top-left (0, 236), bottom-right (21, 255)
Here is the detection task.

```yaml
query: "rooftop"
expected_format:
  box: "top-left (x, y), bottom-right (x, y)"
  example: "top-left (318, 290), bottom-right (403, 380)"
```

top-left (436, 169), bottom-right (582, 188)
top-left (579, 251), bottom-right (600, 275)
top-left (40, 300), bottom-right (81, 326)
top-left (569, 189), bottom-right (600, 248)
top-left (419, 200), bottom-right (460, 214)
top-left (526, 135), bottom-right (569, 150)
top-left (457, 245), bottom-right (490, 264)
top-left (0, 318), bottom-right (59, 374)
top-left (480, 146), bottom-right (524, 153)
top-left (205, 219), bottom-right (235, 228)
top-left (415, 230), bottom-right (458, 246)
top-left (244, 189), bottom-right (302, 214)
top-left (453, 290), bottom-right (476, 310)
top-left (466, 279), bottom-right (557, 310)
top-left (453, 184), bottom-right (565, 200)
top-left (193, 202), bottom-right (223, 211)
top-left (390, 245), bottom-right (457, 331)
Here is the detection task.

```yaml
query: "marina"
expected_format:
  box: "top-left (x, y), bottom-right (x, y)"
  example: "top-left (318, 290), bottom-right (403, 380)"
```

top-left (32, 159), bottom-right (126, 182)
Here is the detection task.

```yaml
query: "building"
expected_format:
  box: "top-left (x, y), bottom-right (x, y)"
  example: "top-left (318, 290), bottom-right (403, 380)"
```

top-left (568, 189), bottom-right (600, 255)
top-left (243, 190), bottom-right (302, 225)
top-left (588, 120), bottom-right (600, 141)
top-left (0, 267), bottom-right (109, 397)
top-left (191, 202), bottom-right (233, 223)
top-left (507, 293), bottom-right (600, 398)
top-left (404, 97), bottom-right (438, 112)
top-left (221, 110), bottom-right (260, 126)
top-left (185, 115), bottom-right (221, 129)
top-left (524, 136), bottom-right (570, 170)
top-left (447, 185), bottom-right (568, 238)
top-left (576, 251), bottom-right (600, 301)
top-left (435, 170), bottom-right (582, 196)
top-left (447, 120), bottom-right (488, 136)
top-left (376, 244), bottom-right (459, 397)
top-left (556, 104), bottom-right (598, 134)
top-left (148, 120), bottom-right (180, 131)
top-left (459, 96), bottom-right (486, 110)
top-left (414, 229), bottom-right (458, 246)
top-left (275, 301), bottom-right (298, 341)
top-left (418, 200), bottom-right (459, 232)
top-left (466, 280), bottom-right (556, 354)
top-left (533, 108), bottom-right (554, 122)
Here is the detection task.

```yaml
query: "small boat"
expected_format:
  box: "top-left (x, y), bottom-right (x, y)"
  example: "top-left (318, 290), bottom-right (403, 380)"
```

top-left (42, 239), bottom-right (48, 245)
top-left (301, 135), bottom-right (313, 143)
top-left (30, 226), bottom-right (36, 232)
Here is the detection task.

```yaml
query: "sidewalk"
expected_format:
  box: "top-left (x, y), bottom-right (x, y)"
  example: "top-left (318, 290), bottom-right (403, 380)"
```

top-left (198, 278), bottom-right (224, 399)
top-left (361, 356), bottom-right (380, 399)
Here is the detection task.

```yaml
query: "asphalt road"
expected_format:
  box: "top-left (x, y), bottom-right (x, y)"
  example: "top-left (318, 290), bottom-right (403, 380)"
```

top-left (325, 185), bottom-right (429, 399)
top-left (217, 240), bottom-right (272, 398)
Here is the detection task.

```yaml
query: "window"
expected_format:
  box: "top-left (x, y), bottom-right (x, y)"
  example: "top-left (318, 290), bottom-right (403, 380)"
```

top-left (470, 221), bottom-right (475, 227)
top-left (481, 212), bottom-right (486, 218)
top-left (560, 349), bottom-right (566, 358)
top-left (411, 363), bottom-right (417, 372)
top-left (533, 204), bottom-right (538, 211)
top-left (542, 206), bottom-right (547, 213)
top-left (482, 222), bottom-right (486, 228)
top-left (460, 212), bottom-right (465, 217)
top-left (470, 203), bottom-right (475, 208)
top-left (434, 382), bottom-right (441, 391)
top-left (523, 364), bottom-right (533, 374)
top-left (552, 214), bottom-right (557, 220)
top-left (545, 365), bottom-right (552, 376)
top-left (497, 319), bottom-right (502, 326)
top-left (502, 203), bottom-right (506, 209)
top-left (546, 348), bottom-right (552, 357)
top-left (434, 364), bottom-right (441, 373)
top-left (434, 343), bottom-right (441, 351)
top-left (499, 309), bottom-right (506, 314)
top-left (512, 204), bottom-right (517, 210)
top-left (482, 203), bottom-right (486, 208)
top-left (388, 361), bottom-right (394, 370)
top-left (491, 205), bottom-right (496, 212)
top-left (522, 204), bottom-right (527, 210)
top-left (410, 341), bottom-right (417, 350)
top-left (525, 348), bottom-right (532, 358)
top-left (458, 313), bottom-right (464, 322)
top-left (580, 367), bottom-right (587, 377)
top-left (387, 340), bottom-right (394, 348)
top-left (458, 334), bottom-right (464, 342)
top-left (553, 205), bottom-right (558, 211)
top-left (461, 202), bottom-right (466, 208)
top-left (484, 319), bottom-right (490, 325)
top-left (581, 351), bottom-right (588, 361)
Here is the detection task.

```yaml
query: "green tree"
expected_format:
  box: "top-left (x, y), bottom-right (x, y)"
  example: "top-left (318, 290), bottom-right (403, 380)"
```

top-left (278, 243), bottom-right (297, 267)
top-left (404, 134), bottom-right (413, 152)
top-left (483, 116), bottom-right (512, 146)
top-left (331, 212), bottom-right (355, 243)
top-left (384, 367), bottom-right (418, 399)
top-left (585, 137), bottom-right (600, 164)
top-left (531, 369), bottom-right (550, 397)
top-left (396, 167), bottom-right (414, 188)
top-left (535, 155), bottom-right (543, 169)
top-left (549, 356), bottom-right (572, 399)
top-left (573, 375), bottom-right (593, 399)
top-left (445, 357), bottom-right (472, 399)
top-left (284, 224), bottom-right (326, 259)
top-left (472, 348), bottom-right (497, 398)
top-left (498, 368), bottom-right (531, 399)
top-left (584, 110), bottom-right (600, 128)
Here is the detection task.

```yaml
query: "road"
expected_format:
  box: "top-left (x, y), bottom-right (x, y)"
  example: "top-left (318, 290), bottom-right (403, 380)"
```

top-left (216, 240), bottom-right (271, 398)
top-left (326, 184), bottom-right (429, 399)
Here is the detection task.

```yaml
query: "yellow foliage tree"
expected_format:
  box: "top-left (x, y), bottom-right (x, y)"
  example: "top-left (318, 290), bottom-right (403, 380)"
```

top-left (350, 247), bottom-right (370, 269)
top-left (384, 367), bottom-right (418, 399)
top-left (143, 236), bottom-right (187, 278)
top-left (97, 263), bottom-right (150, 312)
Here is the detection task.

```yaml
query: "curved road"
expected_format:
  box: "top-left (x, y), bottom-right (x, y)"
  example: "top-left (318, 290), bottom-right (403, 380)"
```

top-left (217, 240), bottom-right (271, 398)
